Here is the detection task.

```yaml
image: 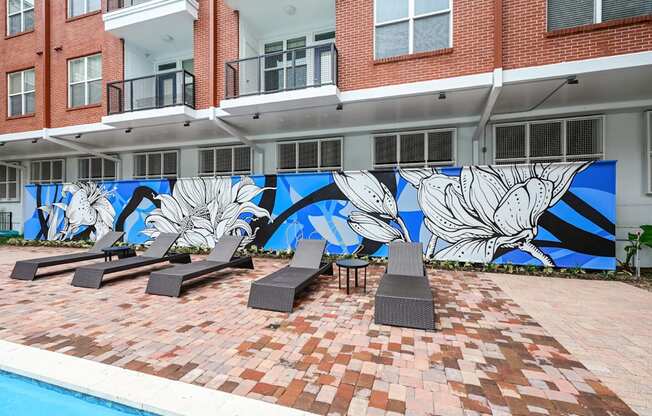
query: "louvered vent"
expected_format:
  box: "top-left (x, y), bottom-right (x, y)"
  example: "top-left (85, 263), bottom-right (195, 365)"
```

top-left (234, 147), bottom-right (251, 173)
top-left (400, 133), bottom-right (425, 164)
top-left (215, 148), bottom-right (232, 174)
top-left (530, 122), bottom-right (562, 159)
top-left (278, 143), bottom-right (297, 171)
top-left (321, 140), bottom-right (341, 168)
top-left (298, 142), bottom-right (319, 169)
top-left (495, 125), bottom-right (526, 161)
top-left (567, 118), bottom-right (602, 160)
top-left (428, 131), bottom-right (453, 163)
top-left (163, 152), bottom-right (177, 176)
top-left (375, 135), bottom-right (397, 166)
top-left (199, 149), bottom-right (214, 175)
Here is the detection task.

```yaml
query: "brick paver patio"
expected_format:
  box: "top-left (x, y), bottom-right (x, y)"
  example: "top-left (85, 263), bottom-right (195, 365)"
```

top-left (0, 246), bottom-right (641, 416)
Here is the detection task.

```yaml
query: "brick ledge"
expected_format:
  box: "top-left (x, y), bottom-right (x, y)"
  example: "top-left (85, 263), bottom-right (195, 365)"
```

top-left (373, 48), bottom-right (454, 65)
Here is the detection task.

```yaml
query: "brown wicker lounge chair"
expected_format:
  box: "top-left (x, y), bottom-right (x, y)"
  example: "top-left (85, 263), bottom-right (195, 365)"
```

top-left (145, 235), bottom-right (254, 297)
top-left (70, 233), bottom-right (190, 289)
top-left (374, 242), bottom-right (435, 330)
top-left (247, 239), bottom-right (333, 313)
top-left (10, 231), bottom-right (124, 281)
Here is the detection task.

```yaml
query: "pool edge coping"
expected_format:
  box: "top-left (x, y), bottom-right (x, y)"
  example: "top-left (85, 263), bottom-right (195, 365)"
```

top-left (0, 340), bottom-right (310, 416)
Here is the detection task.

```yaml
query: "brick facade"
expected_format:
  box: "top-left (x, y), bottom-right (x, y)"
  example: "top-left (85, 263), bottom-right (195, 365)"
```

top-left (1, 0), bottom-right (651, 136)
top-left (502, 0), bottom-right (652, 69)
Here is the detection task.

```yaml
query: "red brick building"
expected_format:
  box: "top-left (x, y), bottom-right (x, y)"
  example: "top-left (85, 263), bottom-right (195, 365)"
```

top-left (1, 0), bottom-right (651, 263)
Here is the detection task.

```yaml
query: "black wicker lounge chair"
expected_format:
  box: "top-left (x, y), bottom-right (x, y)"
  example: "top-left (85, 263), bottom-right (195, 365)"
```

top-left (374, 242), bottom-right (435, 330)
top-left (247, 239), bottom-right (333, 313)
top-left (70, 232), bottom-right (190, 289)
top-left (145, 235), bottom-right (254, 297)
top-left (10, 231), bottom-right (125, 281)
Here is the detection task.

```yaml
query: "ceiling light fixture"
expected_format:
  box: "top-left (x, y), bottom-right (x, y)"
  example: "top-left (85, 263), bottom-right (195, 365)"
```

top-left (253, 112), bottom-right (260, 120)
top-left (566, 76), bottom-right (579, 85)
top-left (336, 103), bottom-right (343, 111)
top-left (32, 139), bottom-right (38, 144)
top-left (75, 134), bottom-right (82, 139)
top-left (0, 142), bottom-right (4, 147)
top-left (438, 92), bottom-right (447, 100)
top-left (125, 128), bottom-right (132, 133)
top-left (184, 121), bottom-right (190, 127)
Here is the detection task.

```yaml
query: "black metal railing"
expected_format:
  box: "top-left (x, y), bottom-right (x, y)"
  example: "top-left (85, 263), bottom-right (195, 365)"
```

top-left (0, 212), bottom-right (12, 231)
top-left (107, 70), bottom-right (195, 115)
top-left (106, 0), bottom-right (153, 12)
top-left (225, 43), bottom-right (338, 99)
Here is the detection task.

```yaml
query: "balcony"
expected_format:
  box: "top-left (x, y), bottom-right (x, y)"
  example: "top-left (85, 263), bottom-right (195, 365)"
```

top-left (222, 43), bottom-right (340, 115)
top-left (103, 0), bottom-right (197, 56)
top-left (102, 70), bottom-right (197, 128)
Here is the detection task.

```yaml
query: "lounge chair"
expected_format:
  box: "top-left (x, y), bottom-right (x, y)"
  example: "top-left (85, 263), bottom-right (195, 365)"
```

top-left (10, 231), bottom-right (124, 281)
top-left (145, 235), bottom-right (254, 297)
top-left (374, 242), bottom-right (435, 330)
top-left (70, 232), bottom-right (190, 289)
top-left (247, 239), bottom-right (333, 313)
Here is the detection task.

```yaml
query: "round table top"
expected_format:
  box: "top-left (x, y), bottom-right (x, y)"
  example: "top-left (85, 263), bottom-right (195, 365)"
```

top-left (336, 258), bottom-right (370, 268)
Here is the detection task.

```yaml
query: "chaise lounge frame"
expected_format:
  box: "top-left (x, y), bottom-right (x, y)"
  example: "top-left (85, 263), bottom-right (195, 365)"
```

top-left (70, 233), bottom-right (190, 289)
top-left (145, 235), bottom-right (254, 297)
top-left (10, 231), bottom-right (125, 281)
top-left (374, 242), bottom-right (435, 331)
top-left (248, 239), bottom-right (333, 313)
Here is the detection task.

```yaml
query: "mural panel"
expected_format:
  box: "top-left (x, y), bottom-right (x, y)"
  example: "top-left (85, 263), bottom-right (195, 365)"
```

top-left (23, 161), bottom-right (617, 269)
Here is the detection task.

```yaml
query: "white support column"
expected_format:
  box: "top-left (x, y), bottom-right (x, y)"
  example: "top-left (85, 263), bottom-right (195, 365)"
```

top-left (472, 68), bottom-right (503, 165)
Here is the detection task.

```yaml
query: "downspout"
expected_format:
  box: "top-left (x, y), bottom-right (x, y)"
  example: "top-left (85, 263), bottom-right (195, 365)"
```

top-left (472, 0), bottom-right (504, 165)
top-left (43, 0), bottom-right (51, 128)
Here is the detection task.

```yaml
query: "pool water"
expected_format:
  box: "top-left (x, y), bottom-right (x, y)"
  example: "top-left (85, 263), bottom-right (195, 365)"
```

top-left (0, 370), bottom-right (157, 416)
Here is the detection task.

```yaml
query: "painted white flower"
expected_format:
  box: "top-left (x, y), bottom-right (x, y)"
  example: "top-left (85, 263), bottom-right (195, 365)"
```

top-left (333, 171), bottom-right (410, 242)
top-left (401, 163), bottom-right (590, 266)
top-left (143, 177), bottom-right (273, 248)
top-left (40, 182), bottom-right (115, 241)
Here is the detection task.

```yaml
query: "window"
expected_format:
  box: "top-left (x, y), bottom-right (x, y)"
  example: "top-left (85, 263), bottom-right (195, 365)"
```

top-left (78, 156), bottom-right (118, 181)
top-left (494, 116), bottom-right (604, 164)
top-left (7, 68), bottom-right (35, 117)
top-left (373, 129), bottom-right (456, 169)
top-left (68, 54), bottom-right (102, 108)
top-left (647, 112), bottom-right (652, 194)
top-left (30, 160), bottom-right (65, 184)
top-left (7, 0), bottom-right (34, 36)
top-left (374, 0), bottom-right (451, 59)
top-left (548, 0), bottom-right (652, 31)
top-left (133, 151), bottom-right (178, 179)
top-left (68, 0), bottom-right (101, 18)
top-left (277, 138), bottom-right (342, 173)
top-left (199, 145), bottom-right (252, 176)
top-left (0, 163), bottom-right (20, 201)
top-left (264, 37), bottom-right (307, 92)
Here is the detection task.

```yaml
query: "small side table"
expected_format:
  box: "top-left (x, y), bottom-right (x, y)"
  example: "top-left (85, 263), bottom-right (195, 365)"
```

top-left (102, 246), bottom-right (135, 262)
top-left (336, 259), bottom-right (370, 295)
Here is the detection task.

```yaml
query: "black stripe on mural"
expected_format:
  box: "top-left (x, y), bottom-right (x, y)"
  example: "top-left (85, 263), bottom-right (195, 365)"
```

top-left (115, 186), bottom-right (161, 232)
top-left (561, 192), bottom-right (616, 235)
top-left (538, 211), bottom-right (614, 257)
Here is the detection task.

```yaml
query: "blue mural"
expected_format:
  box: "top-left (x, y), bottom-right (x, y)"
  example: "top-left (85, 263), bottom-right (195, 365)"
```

top-left (23, 161), bottom-right (617, 270)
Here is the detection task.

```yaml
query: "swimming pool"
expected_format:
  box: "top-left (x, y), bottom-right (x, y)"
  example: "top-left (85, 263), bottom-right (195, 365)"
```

top-left (0, 370), bottom-right (158, 416)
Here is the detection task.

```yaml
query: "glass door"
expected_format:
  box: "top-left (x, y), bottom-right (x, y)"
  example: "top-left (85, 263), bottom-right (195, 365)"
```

top-left (157, 72), bottom-right (177, 107)
top-left (263, 37), bottom-right (307, 92)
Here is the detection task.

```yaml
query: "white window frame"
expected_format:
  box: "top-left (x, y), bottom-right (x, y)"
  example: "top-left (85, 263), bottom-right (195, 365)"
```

top-left (6, 0), bottom-right (34, 36)
top-left (373, 0), bottom-right (453, 59)
top-left (7, 68), bottom-right (35, 117)
top-left (67, 0), bottom-right (101, 18)
top-left (77, 155), bottom-right (119, 182)
top-left (198, 145), bottom-right (252, 177)
top-left (29, 159), bottom-right (65, 184)
top-left (647, 111), bottom-right (652, 194)
top-left (493, 115), bottom-right (606, 164)
top-left (133, 150), bottom-right (179, 179)
top-left (373, 128), bottom-right (457, 170)
top-left (0, 163), bottom-right (20, 202)
top-left (277, 138), bottom-right (343, 173)
top-left (68, 54), bottom-right (102, 108)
